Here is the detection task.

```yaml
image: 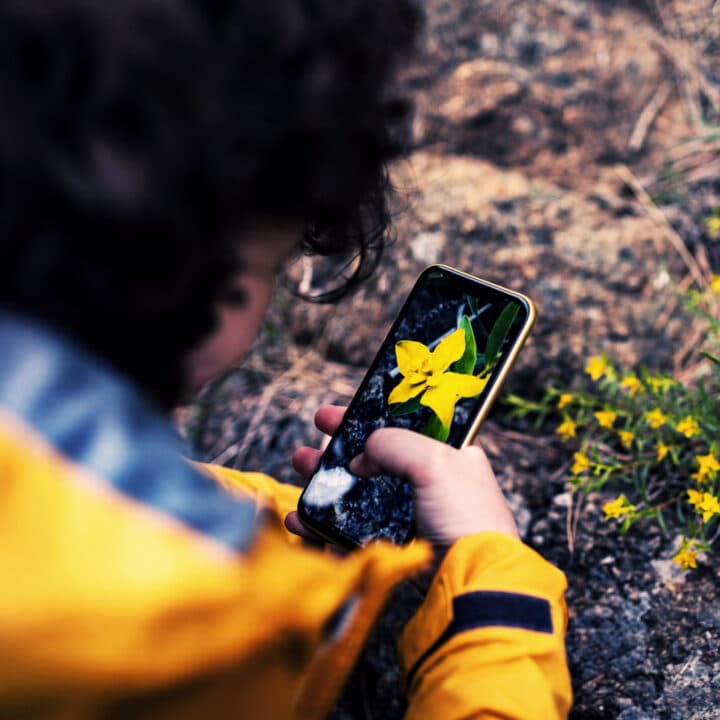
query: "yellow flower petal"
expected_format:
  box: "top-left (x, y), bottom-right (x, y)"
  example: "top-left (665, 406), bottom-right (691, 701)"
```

top-left (645, 408), bottom-right (667, 429)
top-left (420, 371), bottom-right (490, 427)
top-left (618, 430), bottom-right (634, 448)
top-left (603, 495), bottom-right (634, 520)
top-left (585, 355), bottom-right (610, 381)
top-left (387, 376), bottom-right (426, 404)
top-left (594, 410), bottom-right (616, 429)
top-left (441, 371), bottom-right (490, 398)
top-left (430, 328), bottom-right (466, 374)
top-left (673, 547), bottom-right (697, 570)
top-left (420, 384), bottom-right (458, 428)
top-left (556, 419), bottom-right (576, 441)
top-left (571, 452), bottom-right (590, 474)
top-left (687, 489), bottom-right (703, 508)
top-left (706, 216), bottom-right (720, 237)
top-left (699, 493), bottom-right (720, 523)
top-left (676, 416), bottom-right (700, 438)
top-left (395, 340), bottom-right (431, 378)
top-left (620, 375), bottom-right (642, 396)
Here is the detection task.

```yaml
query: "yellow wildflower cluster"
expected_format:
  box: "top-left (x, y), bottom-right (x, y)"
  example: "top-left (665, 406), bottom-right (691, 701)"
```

top-left (692, 453), bottom-right (720, 483)
top-left (603, 495), bottom-right (635, 521)
top-left (673, 544), bottom-right (699, 570)
top-left (645, 408), bottom-right (667, 429)
top-left (517, 330), bottom-right (720, 573)
top-left (711, 274), bottom-right (720, 294)
top-left (676, 416), bottom-right (700, 438)
top-left (585, 355), bottom-right (612, 381)
top-left (571, 452), bottom-right (590, 474)
top-left (555, 418), bottom-right (576, 441)
top-left (618, 430), bottom-right (634, 448)
top-left (688, 489), bottom-right (720, 522)
top-left (594, 409), bottom-right (616, 429)
top-left (655, 442), bottom-right (670, 462)
top-left (647, 376), bottom-right (674, 394)
top-left (706, 215), bottom-right (720, 237)
top-left (620, 374), bottom-right (642, 396)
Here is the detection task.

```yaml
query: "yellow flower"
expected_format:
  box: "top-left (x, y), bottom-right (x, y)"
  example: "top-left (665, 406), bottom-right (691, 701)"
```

top-left (676, 416), bottom-right (700, 439)
top-left (557, 393), bottom-right (573, 410)
top-left (699, 493), bottom-right (720, 523)
top-left (620, 374), bottom-right (642, 396)
top-left (656, 442), bottom-right (670, 462)
top-left (692, 453), bottom-right (720, 483)
top-left (706, 215), bottom-right (720, 237)
top-left (585, 355), bottom-right (611, 381)
top-left (687, 489), bottom-right (703, 509)
top-left (603, 495), bottom-right (635, 521)
top-left (673, 545), bottom-right (698, 570)
top-left (555, 418), bottom-right (577, 441)
top-left (648, 376), bottom-right (674, 394)
top-left (645, 408), bottom-right (667, 429)
top-left (594, 409), bottom-right (617, 429)
top-left (711, 275), bottom-right (720, 294)
top-left (388, 329), bottom-right (489, 428)
top-left (571, 452), bottom-right (591, 474)
top-left (618, 430), bottom-right (634, 448)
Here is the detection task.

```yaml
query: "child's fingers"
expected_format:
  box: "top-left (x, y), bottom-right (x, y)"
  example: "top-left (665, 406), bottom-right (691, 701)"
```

top-left (353, 427), bottom-right (451, 486)
top-left (314, 405), bottom-right (346, 435)
top-left (292, 446), bottom-right (322, 478)
top-left (292, 406), bottom-right (345, 479)
top-left (284, 511), bottom-right (326, 546)
top-left (348, 452), bottom-right (385, 477)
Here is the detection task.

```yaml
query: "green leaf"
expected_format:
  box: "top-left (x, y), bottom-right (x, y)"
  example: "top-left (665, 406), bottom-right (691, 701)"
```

top-left (421, 413), bottom-right (450, 442)
top-left (701, 350), bottom-right (720, 366)
top-left (465, 294), bottom-right (478, 317)
top-left (389, 393), bottom-right (425, 417)
top-left (655, 507), bottom-right (668, 535)
top-left (450, 315), bottom-right (477, 375)
top-left (484, 302), bottom-right (520, 368)
top-left (619, 515), bottom-right (635, 534)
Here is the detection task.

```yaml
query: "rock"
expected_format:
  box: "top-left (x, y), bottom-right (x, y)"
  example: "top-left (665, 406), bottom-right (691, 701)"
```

top-left (505, 491), bottom-right (531, 539)
top-left (661, 655), bottom-right (720, 720)
top-left (410, 231), bottom-right (446, 265)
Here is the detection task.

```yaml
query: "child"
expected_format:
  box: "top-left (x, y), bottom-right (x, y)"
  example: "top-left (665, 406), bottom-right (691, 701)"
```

top-left (0, 1), bottom-right (572, 717)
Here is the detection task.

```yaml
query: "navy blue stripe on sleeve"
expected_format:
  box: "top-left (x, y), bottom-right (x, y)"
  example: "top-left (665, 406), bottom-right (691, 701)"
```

top-left (406, 590), bottom-right (553, 687)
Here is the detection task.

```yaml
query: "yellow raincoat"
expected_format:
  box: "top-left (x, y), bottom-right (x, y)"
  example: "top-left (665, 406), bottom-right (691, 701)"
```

top-left (0, 312), bottom-right (572, 718)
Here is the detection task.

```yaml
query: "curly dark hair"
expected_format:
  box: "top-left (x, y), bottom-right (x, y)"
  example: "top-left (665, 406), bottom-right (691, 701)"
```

top-left (0, 0), bottom-right (421, 406)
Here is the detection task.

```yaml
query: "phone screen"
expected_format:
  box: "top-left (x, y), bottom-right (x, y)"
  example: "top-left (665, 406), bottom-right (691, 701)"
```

top-left (298, 265), bottom-right (534, 547)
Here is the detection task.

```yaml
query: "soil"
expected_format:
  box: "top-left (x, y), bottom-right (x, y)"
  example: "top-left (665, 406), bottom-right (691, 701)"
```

top-left (175, 1), bottom-right (720, 718)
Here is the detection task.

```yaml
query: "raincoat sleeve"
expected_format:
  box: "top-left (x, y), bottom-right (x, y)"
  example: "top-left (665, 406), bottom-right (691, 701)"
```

top-left (399, 532), bottom-right (572, 719)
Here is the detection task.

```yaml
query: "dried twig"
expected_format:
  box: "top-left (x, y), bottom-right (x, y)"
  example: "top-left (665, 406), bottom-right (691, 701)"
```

top-left (566, 489), bottom-right (586, 555)
top-left (614, 164), bottom-right (710, 292)
top-left (209, 352), bottom-right (314, 466)
top-left (628, 81), bottom-right (673, 153)
top-left (566, 491), bottom-right (575, 555)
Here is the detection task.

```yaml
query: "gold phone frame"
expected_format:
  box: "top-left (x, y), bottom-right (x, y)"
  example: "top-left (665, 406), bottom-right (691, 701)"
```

top-left (430, 263), bottom-right (537, 448)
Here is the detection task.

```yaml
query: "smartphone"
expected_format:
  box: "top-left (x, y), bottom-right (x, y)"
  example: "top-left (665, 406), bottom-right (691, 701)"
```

top-left (297, 264), bottom-right (535, 548)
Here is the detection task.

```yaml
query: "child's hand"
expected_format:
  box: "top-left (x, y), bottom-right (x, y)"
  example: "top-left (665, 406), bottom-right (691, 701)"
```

top-left (286, 406), bottom-right (518, 548)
